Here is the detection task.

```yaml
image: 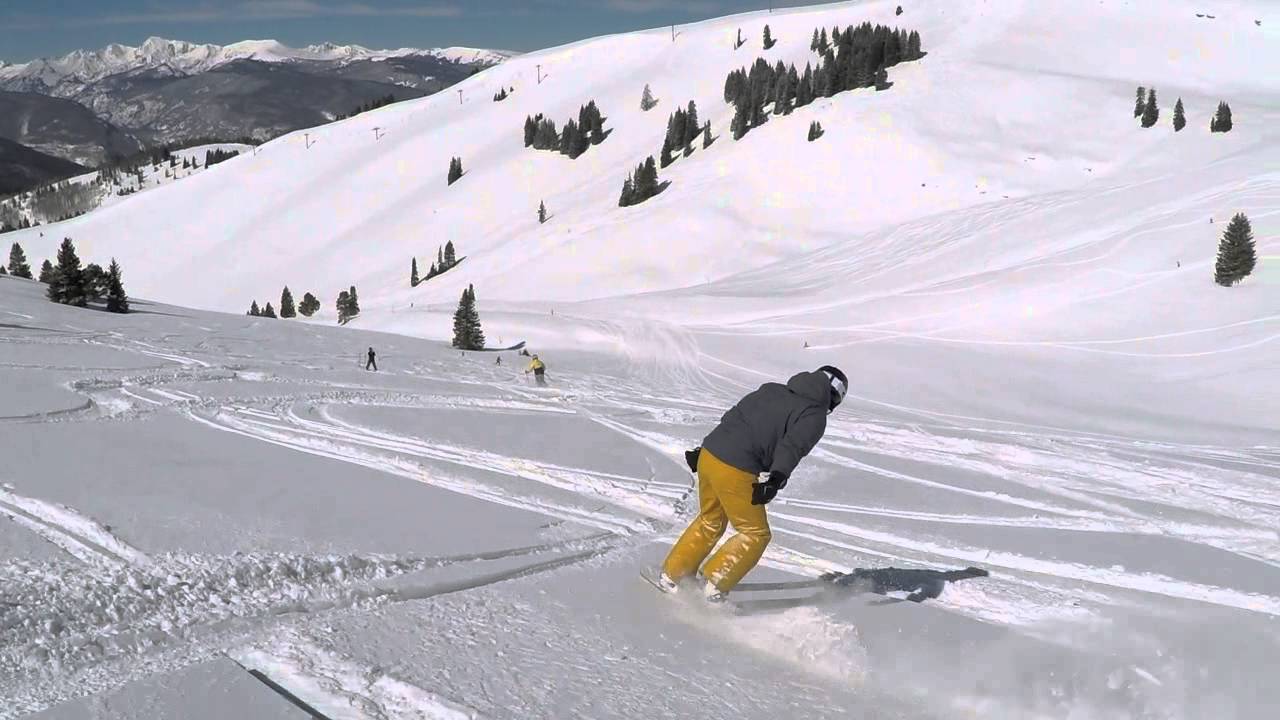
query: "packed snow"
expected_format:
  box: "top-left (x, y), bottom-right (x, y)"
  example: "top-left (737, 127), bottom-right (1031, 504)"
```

top-left (2, 0), bottom-right (1278, 717)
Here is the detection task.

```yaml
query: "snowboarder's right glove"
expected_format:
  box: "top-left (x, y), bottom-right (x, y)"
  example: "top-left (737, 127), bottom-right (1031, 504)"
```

top-left (684, 447), bottom-right (701, 473)
top-left (751, 470), bottom-right (788, 505)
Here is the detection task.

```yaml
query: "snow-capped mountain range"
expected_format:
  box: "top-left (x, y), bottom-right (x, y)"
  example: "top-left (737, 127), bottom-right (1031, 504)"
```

top-left (0, 37), bottom-right (514, 96)
top-left (0, 38), bottom-right (514, 154)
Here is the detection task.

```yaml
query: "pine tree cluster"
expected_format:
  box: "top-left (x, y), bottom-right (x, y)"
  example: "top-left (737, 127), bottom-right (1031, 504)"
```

top-left (448, 157), bottom-right (464, 185)
top-left (7, 242), bottom-right (33, 279)
top-left (299, 292), bottom-right (320, 317)
top-left (1210, 102), bottom-right (1233, 132)
top-left (42, 238), bottom-right (128, 312)
top-left (418, 241), bottom-right (461, 284)
top-left (660, 101), bottom-right (706, 167)
top-left (728, 22), bottom-right (921, 141)
top-left (451, 284), bottom-right (486, 350)
top-left (523, 102), bottom-right (607, 159)
top-left (336, 285), bottom-right (360, 324)
top-left (335, 94), bottom-right (397, 121)
top-left (205, 149), bottom-right (240, 168)
top-left (619, 156), bottom-right (661, 208)
top-left (1214, 213), bottom-right (1256, 287)
top-left (808, 121), bottom-right (825, 141)
top-left (493, 87), bottom-right (513, 102)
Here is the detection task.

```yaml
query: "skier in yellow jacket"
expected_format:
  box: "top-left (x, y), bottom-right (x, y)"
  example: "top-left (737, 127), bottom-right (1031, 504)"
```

top-left (525, 354), bottom-right (547, 385)
top-left (657, 365), bottom-right (847, 602)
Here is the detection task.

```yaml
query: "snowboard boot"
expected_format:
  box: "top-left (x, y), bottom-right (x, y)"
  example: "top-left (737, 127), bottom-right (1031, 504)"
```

top-left (702, 580), bottom-right (728, 604)
top-left (655, 572), bottom-right (680, 594)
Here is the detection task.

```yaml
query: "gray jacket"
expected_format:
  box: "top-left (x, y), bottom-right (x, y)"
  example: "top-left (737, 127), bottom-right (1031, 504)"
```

top-left (701, 370), bottom-right (830, 477)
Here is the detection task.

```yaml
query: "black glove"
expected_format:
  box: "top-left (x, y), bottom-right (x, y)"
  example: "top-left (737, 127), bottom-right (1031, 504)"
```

top-left (751, 470), bottom-right (788, 505)
top-left (684, 447), bottom-right (701, 473)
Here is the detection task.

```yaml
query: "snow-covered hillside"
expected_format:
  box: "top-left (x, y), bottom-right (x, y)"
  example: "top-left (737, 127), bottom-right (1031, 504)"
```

top-left (0, 144), bottom-right (252, 228)
top-left (7, 0), bottom-right (1276, 441)
top-left (2, 2), bottom-right (1278, 716)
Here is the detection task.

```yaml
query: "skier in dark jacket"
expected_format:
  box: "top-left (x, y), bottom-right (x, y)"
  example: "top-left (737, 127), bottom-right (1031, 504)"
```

top-left (658, 365), bottom-right (847, 601)
top-left (365, 347), bottom-right (377, 371)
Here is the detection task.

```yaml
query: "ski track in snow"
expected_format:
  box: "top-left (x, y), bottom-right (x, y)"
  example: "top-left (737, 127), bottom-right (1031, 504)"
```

top-left (4, 264), bottom-right (1280, 716)
top-left (232, 635), bottom-right (489, 720)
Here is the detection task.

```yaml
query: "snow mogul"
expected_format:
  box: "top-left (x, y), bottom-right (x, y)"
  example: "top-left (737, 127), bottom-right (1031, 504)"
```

top-left (656, 365), bottom-right (847, 602)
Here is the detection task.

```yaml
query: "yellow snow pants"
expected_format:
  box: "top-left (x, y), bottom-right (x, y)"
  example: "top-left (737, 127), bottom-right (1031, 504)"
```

top-left (662, 448), bottom-right (771, 592)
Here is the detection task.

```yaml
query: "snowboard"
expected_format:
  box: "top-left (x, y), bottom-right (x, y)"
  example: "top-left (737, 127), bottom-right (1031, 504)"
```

top-left (640, 565), bottom-right (989, 614)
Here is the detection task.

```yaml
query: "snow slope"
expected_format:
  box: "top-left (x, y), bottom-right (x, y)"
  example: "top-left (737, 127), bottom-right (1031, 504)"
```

top-left (0, 144), bottom-right (253, 226)
top-left (8, 0), bottom-right (1274, 441)
top-left (2, 1), bottom-right (1279, 716)
top-left (3, 263), bottom-right (1279, 719)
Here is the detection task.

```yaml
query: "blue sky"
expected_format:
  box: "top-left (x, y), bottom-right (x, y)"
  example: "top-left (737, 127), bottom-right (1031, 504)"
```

top-left (0, 0), bottom-right (822, 63)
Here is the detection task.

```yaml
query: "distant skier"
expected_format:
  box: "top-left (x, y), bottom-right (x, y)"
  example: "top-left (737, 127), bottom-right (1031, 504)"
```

top-left (525, 354), bottom-right (547, 385)
top-left (365, 347), bottom-right (377, 371)
top-left (655, 366), bottom-right (848, 602)
top-left (496, 356), bottom-right (502, 366)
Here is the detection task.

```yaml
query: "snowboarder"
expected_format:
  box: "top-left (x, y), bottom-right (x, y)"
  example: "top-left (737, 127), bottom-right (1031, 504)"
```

top-left (525, 354), bottom-right (547, 385)
top-left (496, 356), bottom-right (502, 366)
top-left (365, 347), bottom-right (377, 371)
top-left (656, 365), bottom-right (848, 602)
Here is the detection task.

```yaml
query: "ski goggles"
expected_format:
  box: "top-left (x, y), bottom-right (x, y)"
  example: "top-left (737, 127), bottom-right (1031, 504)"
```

top-left (827, 374), bottom-right (847, 412)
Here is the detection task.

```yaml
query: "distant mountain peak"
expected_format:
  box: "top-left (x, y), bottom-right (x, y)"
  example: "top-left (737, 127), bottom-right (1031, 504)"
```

top-left (0, 38), bottom-right (515, 95)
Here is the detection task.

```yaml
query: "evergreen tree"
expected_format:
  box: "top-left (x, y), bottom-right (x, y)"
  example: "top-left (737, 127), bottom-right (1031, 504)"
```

top-left (280, 286), bottom-right (296, 318)
top-left (82, 263), bottom-right (106, 303)
top-left (524, 115), bottom-right (539, 146)
top-left (808, 121), bottom-right (825, 141)
top-left (347, 286), bottom-right (360, 318)
top-left (619, 173), bottom-right (636, 207)
top-left (7, 242), bottom-right (32, 279)
top-left (763, 25), bottom-right (776, 50)
top-left (447, 157), bottom-right (463, 185)
top-left (452, 285), bottom-right (486, 350)
top-left (411, 257), bottom-right (420, 286)
top-left (1211, 101), bottom-right (1233, 132)
top-left (684, 101), bottom-right (700, 148)
top-left (336, 291), bottom-right (350, 323)
top-left (437, 246), bottom-right (445, 269)
top-left (1173, 98), bottom-right (1186, 132)
top-left (39, 259), bottom-right (54, 284)
top-left (660, 135), bottom-right (675, 168)
top-left (811, 28), bottom-right (820, 52)
top-left (1141, 87), bottom-right (1159, 128)
top-left (444, 241), bottom-right (456, 267)
top-left (640, 84), bottom-right (658, 111)
top-left (906, 30), bottom-right (922, 60)
top-left (1134, 86), bottom-right (1146, 118)
top-left (818, 28), bottom-right (829, 54)
top-left (105, 259), bottom-right (128, 313)
top-left (262, 302), bottom-right (277, 319)
top-left (299, 292), bottom-right (320, 317)
top-left (539, 201), bottom-right (548, 224)
top-left (702, 121), bottom-right (713, 149)
top-left (48, 238), bottom-right (87, 306)
top-left (0, 265), bottom-right (6, 275)
top-left (875, 66), bottom-right (890, 91)
top-left (560, 119), bottom-right (581, 157)
top-left (249, 300), bottom-right (261, 316)
top-left (1214, 213), bottom-right (1256, 286)
top-left (428, 261), bottom-right (438, 279)
top-left (735, 28), bottom-right (744, 50)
